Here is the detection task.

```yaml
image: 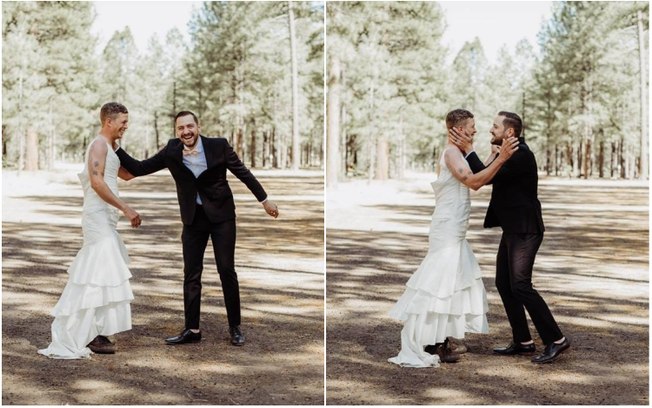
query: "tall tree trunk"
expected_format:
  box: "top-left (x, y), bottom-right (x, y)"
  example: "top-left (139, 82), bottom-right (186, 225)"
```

top-left (17, 40), bottom-right (25, 174)
top-left (620, 134), bottom-right (626, 178)
top-left (573, 140), bottom-right (584, 178)
top-left (288, 1), bottom-right (300, 171)
top-left (236, 128), bottom-right (244, 159)
top-left (262, 130), bottom-right (269, 168)
top-left (326, 54), bottom-right (341, 187)
top-left (18, 129), bottom-right (25, 173)
top-left (375, 136), bottom-right (389, 181)
top-left (250, 129), bottom-right (257, 168)
top-left (611, 142), bottom-right (616, 178)
top-left (154, 110), bottom-right (160, 148)
top-left (172, 79), bottom-right (177, 130)
top-left (47, 100), bottom-right (54, 171)
top-left (397, 115), bottom-right (406, 179)
top-left (340, 104), bottom-right (347, 176)
top-left (637, 9), bottom-right (648, 179)
top-left (598, 140), bottom-right (604, 178)
top-left (272, 127), bottom-right (278, 168)
top-left (567, 142), bottom-right (574, 177)
top-left (2, 125), bottom-right (7, 164)
top-left (584, 138), bottom-right (592, 179)
top-left (25, 128), bottom-right (39, 171)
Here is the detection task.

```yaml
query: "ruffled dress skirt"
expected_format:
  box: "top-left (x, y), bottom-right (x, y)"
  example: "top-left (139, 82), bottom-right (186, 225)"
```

top-left (388, 217), bottom-right (488, 368)
top-left (38, 207), bottom-right (133, 359)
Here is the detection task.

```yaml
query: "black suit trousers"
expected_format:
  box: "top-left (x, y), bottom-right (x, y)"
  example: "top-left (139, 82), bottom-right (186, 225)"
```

top-left (495, 233), bottom-right (563, 345)
top-left (181, 205), bottom-right (239, 329)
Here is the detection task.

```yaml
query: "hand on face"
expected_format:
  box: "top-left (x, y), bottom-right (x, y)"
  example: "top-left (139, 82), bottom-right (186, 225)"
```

top-left (448, 127), bottom-right (474, 154)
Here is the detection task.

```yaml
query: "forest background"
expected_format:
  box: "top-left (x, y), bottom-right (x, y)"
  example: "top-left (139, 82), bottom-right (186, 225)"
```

top-left (327, 1), bottom-right (649, 184)
top-left (3, 2), bottom-right (648, 180)
top-left (3, 1), bottom-right (324, 172)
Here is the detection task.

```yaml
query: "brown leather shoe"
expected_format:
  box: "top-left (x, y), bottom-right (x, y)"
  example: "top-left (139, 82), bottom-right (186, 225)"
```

top-left (87, 335), bottom-right (115, 354)
top-left (425, 339), bottom-right (460, 363)
top-left (447, 337), bottom-right (468, 354)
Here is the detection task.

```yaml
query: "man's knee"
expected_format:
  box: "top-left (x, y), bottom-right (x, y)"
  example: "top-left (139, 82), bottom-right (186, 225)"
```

top-left (510, 280), bottom-right (535, 300)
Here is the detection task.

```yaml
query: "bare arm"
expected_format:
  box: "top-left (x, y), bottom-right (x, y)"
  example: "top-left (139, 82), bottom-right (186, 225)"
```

top-left (118, 166), bottom-right (134, 181)
top-left (444, 138), bottom-right (519, 191)
top-left (88, 140), bottom-right (141, 228)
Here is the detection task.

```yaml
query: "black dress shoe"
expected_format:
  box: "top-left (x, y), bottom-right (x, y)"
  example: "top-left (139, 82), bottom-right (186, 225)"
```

top-left (165, 329), bottom-right (201, 345)
top-left (532, 337), bottom-right (570, 363)
top-left (229, 326), bottom-right (245, 346)
top-left (493, 341), bottom-right (536, 355)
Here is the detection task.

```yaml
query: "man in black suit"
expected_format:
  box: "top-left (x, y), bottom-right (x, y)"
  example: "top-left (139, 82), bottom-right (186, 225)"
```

top-left (116, 111), bottom-right (278, 347)
top-left (450, 111), bottom-right (570, 364)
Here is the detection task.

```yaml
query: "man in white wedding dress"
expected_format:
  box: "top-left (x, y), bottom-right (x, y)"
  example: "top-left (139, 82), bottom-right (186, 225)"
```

top-left (450, 111), bottom-right (570, 364)
top-left (388, 109), bottom-right (518, 368)
top-left (38, 102), bottom-right (141, 359)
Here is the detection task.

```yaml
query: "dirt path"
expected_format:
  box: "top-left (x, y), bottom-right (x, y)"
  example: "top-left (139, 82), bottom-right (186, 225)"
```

top-left (326, 173), bottom-right (648, 405)
top-left (2, 167), bottom-right (324, 405)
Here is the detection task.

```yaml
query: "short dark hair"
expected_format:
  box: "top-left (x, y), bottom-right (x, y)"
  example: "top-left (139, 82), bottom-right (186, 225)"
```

top-left (175, 110), bottom-right (199, 125)
top-left (498, 111), bottom-right (523, 138)
top-left (100, 102), bottom-right (128, 124)
top-left (445, 109), bottom-right (474, 129)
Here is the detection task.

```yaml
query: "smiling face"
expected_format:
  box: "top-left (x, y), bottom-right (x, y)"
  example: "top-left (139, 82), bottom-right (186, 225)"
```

top-left (107, 113), bottom-right (129, 140)
top-left (175, 114), bottom-right (200, 148)
top-left (490, 115), bottom-right (510, 145)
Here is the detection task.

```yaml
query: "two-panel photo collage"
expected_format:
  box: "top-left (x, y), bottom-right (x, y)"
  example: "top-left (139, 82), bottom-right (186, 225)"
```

top-left (2, 1), bottom-right (649, 406)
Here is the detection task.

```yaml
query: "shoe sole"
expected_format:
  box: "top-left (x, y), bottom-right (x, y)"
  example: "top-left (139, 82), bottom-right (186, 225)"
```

top-left (165, 339), bottom-right (201, 345)
top-left (493, 350), bottom-right (536, 356)
top-left (89, 348), bottom-right (115, 354)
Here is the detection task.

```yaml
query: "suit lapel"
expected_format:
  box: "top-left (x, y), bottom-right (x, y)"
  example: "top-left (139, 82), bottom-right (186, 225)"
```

top-left (201, 135), bottom-right (215, 169)
top-left (170, 139), bottom-right (197, 178)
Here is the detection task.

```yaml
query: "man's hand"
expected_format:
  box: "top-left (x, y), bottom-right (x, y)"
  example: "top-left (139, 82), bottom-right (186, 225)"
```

top-left (263, 200), bottom-right (279, 219)
top-left (448, 127), bottom-right (474, 155)
top-left (496, 136), bottom-right (519, 163)
top-left (123, 205), bottom-right (142, 228)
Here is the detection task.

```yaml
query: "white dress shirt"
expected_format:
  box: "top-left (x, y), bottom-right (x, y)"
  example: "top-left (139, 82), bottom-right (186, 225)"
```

top-left (182, 137), bottom-right (207, 205)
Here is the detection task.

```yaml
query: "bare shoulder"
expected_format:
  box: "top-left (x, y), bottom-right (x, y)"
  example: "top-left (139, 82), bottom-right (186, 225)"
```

top-left (443, 146), bottom-right (463, 162)
top-left (88, 138), bottom-right (108, 155)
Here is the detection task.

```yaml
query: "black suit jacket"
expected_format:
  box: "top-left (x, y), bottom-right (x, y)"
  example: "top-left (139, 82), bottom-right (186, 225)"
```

top-left (116, 136), bottom-right (267, 225)
top-left (466, 138), bottom-right (544, 234)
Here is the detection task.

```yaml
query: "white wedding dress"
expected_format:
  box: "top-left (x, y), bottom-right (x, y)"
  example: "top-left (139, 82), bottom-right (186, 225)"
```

top-left (38, 137), bottom-right (134, 359)
top-left (388, 147), bottom-right (488, 368)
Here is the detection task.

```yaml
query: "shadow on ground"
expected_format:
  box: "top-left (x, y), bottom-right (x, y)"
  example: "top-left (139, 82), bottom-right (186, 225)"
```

top-left (3, 171), bottom-right (324, 405)
top-left (326, 179), bottom-right (648, 405)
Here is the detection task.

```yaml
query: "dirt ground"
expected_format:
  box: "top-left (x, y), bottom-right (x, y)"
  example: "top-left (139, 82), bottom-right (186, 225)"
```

top-left (326, 173), bottom-right (649, 405)
top-left (2, 166), bottom-right (324, 405)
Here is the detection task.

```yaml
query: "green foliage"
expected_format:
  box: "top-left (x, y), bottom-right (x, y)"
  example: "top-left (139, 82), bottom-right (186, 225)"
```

top-left (2, 1), bottom-right (323, 169)
top-left (329, 2), bottom-right (448, 176)
top-left (333, 1), bottom-right (648, 179)
top-left (527, 1), bottom-right (648, 178)
top-left (3, 1), bottom-right (97, 167)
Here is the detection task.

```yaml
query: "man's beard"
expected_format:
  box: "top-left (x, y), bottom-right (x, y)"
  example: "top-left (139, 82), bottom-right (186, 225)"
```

top-left (491, 137), bottom-right (502, 146)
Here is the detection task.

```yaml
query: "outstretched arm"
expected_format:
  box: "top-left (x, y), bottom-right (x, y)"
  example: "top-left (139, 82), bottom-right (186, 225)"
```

top-left (88, 140), bottom-right (141, 227)
top-left (225, 142), bottom-right (278, 218)
top-left (444, 137), bottom-right (519, 191)
top-left (115, 145), bottom-right (167, 177)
